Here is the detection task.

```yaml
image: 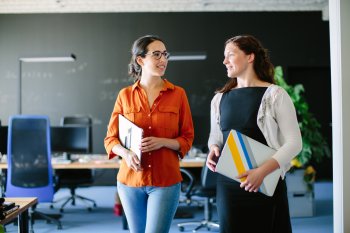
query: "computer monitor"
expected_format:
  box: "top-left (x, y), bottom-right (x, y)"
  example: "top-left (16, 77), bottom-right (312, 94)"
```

top-left (50, 126), bottom-right (90, 157)
top-left (0, 126), bottom-right (8, 155)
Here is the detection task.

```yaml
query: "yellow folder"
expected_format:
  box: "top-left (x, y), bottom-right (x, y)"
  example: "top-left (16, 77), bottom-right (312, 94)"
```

top-left (216, 129), bottom-right (281, 196)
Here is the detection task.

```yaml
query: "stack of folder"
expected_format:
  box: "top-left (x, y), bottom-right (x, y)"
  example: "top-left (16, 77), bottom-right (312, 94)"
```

top-left (0, 198), bottom-right (19, 220)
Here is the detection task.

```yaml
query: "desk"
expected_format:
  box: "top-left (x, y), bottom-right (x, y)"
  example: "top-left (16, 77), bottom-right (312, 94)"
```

top-left (0, 155), bottom-right (205, 194)
top-left (0, 156), bottom-right (205, 231)
top-left (0, 197), bottom-right (37, 233)
top-left (0, 155), bottom-right (205, 170)
top-left (54, 157), bottom-right (205, 169)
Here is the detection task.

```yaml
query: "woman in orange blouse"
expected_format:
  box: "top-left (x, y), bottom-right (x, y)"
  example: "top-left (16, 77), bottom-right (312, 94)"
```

top-left (104, 35), bottom-right (194, 233)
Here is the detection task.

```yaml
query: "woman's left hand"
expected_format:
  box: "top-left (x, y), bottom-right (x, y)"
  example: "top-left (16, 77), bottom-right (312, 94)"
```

top-left (141, 137), bottom-right (164, 152)
top-left (238, 158), bottom-right (280, 193)
top-left (237, 168), bottom-right (265, 193)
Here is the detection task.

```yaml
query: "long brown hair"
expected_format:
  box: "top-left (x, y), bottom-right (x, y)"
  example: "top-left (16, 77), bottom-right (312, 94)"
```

top-left (217, 35), bottom-right (275, 93)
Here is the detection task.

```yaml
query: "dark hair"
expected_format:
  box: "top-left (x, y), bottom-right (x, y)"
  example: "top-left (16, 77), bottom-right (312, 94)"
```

top-left (217, 35), bottom-right (275, 93)
top-left (128, 35), bottom-right (165, 81)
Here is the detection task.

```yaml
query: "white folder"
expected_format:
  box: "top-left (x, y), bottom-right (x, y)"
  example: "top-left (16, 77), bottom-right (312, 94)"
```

top-left (216, 129), bottom-right (281, 196)
top-left (118, 114), bottom-right (143, 160)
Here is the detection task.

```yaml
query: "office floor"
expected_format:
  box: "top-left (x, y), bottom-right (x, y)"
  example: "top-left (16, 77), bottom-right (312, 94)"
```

top-left (3, 181), bottom-right (333, 233)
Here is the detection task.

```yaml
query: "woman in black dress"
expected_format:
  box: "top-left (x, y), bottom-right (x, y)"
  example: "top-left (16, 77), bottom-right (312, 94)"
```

top-left (207, 35), bottom-right (302, 233)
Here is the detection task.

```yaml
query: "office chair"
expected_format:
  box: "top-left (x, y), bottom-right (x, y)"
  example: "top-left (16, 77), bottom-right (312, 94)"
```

top-left (174, 168), bottom-right (198, 219)
top-left (54, 115), bottom-right (97, 212)
top-left (5, 115), bottom-right (62, 231)
top-left (179, 168), bottom-right (196, 205)
top-left (177, 163), bottom-right (219, 232)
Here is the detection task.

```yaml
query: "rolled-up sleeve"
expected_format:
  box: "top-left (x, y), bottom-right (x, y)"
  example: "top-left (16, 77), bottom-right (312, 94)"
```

top-left (176, 89), bottom-right (194, 158)
top-left (104, 93), bottom-right (123, 159)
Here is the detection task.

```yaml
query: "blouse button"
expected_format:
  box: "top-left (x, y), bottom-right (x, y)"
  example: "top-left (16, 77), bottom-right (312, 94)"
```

top-left (149, 152), bottom-right (151, 155)
top-left (148, 165), bottom-right (151, 168)
top-left (148, 126), bottom-right (152, 129)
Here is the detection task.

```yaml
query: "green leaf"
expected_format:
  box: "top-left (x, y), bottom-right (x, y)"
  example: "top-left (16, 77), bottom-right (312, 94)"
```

top-left (274, 66), bottom-right (331, 169)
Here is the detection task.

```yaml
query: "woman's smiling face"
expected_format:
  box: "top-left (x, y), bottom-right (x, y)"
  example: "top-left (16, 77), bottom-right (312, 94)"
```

top-left (223, 42), bottom-right (251, 79)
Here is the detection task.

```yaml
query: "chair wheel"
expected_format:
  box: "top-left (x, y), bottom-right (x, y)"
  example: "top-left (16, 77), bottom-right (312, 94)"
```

top-left (50, 205), bottom-right (54, 209)
top-left (60, 209), bottom-right (64, 213)
top-left (87, 207), bottom-right (92, 212)
top-left (179, 226), bottom-right (185, 232)
top-left (93, 203), bottom-right (97, 207)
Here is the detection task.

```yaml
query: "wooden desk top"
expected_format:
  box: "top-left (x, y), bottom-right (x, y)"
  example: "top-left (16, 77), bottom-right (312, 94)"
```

top-left (0, 155), bottom-right (205, 169)
top-left (0, 197), bottom-right (38, 225)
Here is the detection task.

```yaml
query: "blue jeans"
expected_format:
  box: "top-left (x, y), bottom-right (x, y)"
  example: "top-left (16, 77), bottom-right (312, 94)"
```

top-left (117, 182), bottom-right (180, 233)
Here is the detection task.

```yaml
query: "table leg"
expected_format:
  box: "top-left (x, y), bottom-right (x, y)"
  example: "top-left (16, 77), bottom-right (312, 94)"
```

top-left (18, 209), bottom-right (29, 233)
top-left (0, 169), bottom-right (6, 197)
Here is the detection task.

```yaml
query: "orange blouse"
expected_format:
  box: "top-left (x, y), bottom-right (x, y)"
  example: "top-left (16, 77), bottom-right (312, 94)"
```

top-left (104, 79), bottom-right (194, 187)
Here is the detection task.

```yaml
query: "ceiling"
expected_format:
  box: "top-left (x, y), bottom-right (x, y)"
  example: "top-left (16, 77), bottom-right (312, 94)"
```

top-left (0, 0), bottom-right (328, 19)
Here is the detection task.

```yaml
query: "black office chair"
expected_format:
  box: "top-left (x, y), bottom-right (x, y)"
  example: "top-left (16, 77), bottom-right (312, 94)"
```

top-left (177, 163), bottom-right (220, 232)
top-left (5, 115), bottom-right (62, 231)
top-left (174, 168), bottom-right (199, 219)
top-left (179, 168), bottom-right (196, 205)
top-left (54, 115), bottom-right (97, 212)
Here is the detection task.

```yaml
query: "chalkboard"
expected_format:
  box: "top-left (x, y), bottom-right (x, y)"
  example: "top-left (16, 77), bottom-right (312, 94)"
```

top-left (0, 12), bottom-right (330, 153)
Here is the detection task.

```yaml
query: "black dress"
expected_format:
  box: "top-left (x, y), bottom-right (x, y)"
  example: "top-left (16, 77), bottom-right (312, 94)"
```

top-left (217, 87), bottom-right (292, 233)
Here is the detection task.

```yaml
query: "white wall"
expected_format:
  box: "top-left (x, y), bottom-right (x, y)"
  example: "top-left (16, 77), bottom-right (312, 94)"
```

top-left (329, 0), bottom-right (350, 232)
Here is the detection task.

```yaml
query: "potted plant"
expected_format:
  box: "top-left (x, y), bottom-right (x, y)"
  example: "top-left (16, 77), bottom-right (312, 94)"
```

top-left (274, 66), bottom-right (331, 217)
top-left (274, 66), bottom-right (331, 191)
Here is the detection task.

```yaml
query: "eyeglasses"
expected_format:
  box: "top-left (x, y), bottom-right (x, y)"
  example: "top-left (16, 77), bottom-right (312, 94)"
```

top-left (144, 51), bottom-right (170, 60)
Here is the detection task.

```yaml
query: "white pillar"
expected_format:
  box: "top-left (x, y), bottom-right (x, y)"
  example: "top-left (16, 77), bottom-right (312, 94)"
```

top-left (329, 0), bottom-right (350, 232)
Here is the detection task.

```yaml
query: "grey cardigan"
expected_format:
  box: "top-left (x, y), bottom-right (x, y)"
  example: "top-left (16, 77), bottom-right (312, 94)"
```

top-left (208, 84), bottom-right (302, 178)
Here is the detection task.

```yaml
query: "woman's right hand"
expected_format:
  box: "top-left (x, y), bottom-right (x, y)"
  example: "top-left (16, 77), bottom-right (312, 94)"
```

top-left (206, 145), bottom-right (220, 172)
top-left (123, 150), bottom-right (142, 172)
